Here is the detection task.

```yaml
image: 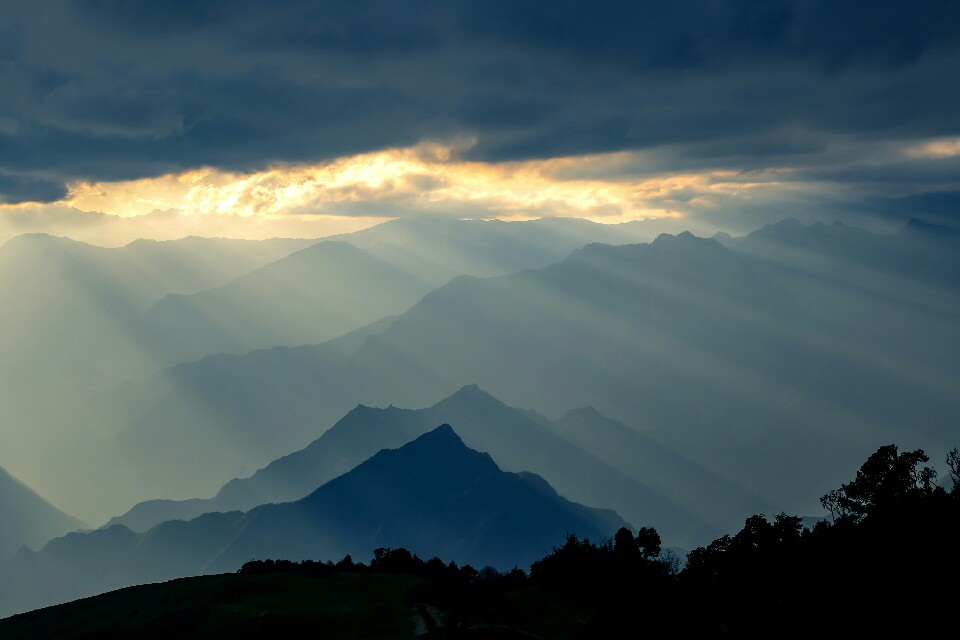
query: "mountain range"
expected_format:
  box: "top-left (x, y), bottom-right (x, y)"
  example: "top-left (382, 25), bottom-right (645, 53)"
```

top-left (0, 234), bottom-right (317, 508)
top-left (2, 215), bottom-right (958, 619)
top-left (141, 216), bottom-right (680, 364)
top-left (0, 425), bottom-right (624, 617)
top-left (0, 466), bottom-right (85, 561)
top-left (0, 216), bottom-right (677, 514)
top-left (89, 219), bottom-right (960, 524)
top-left (108, 384), bottom-right (769, 547)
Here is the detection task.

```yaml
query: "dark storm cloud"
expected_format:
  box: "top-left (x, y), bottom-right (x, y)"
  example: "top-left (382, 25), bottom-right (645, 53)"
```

top-left (0, 173), bottom-right (68, 204)
top-left (0, 0), bottom-right (958, 215)
top-left (460, 0), bottom-right (959, 71)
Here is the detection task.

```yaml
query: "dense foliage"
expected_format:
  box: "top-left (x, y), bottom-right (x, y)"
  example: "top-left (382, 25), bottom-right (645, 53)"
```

top-left (243, 444), bottom-right (960, 638)
top-left (12, 443), bottom-right (950, 638)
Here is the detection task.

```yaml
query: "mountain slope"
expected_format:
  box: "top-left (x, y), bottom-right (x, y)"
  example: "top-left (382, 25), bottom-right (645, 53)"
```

top-left (111, 385), bottom-right (739, 546)
top-left (0, 234), bottom-right (316, 512)
top-left (142, 241), bottom-right (438, 364)
top-left (0, 426), bottom-right (624, 617)
top-left (9, 217), bottom-right (679, 522)
top-left (105, 333), bottom-right (360, 507)
top-left (544, 405), bottom-right (772, 534)
top-left (0, 573), bottom-right (420, 640)
top-left (140, 216), bottom-right (684, 364)
top-left (331, 215), bottom-right (686, 281)
top-left (205, 425), bottom-right (626, 572)
top-left (96, 221), bottom-right (960, 525)
top-left (338, 231), bottom-right (960, 509)
top-left (0, 572), bottom-right (420, 639)
top-left (0, 466), bottom-right (86, 560)
top-left (726, 217), bottom-right (960, 312)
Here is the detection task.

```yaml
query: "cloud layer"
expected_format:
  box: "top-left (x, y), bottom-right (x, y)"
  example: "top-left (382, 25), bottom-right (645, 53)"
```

top-left (1, 0), bottom-right (959, 229)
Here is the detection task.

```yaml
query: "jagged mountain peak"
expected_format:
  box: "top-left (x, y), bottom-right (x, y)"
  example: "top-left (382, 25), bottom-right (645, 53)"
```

top-left (436, 384), bottom-right (506, 410)
top-left (371, 423), bottom-right (493, 469)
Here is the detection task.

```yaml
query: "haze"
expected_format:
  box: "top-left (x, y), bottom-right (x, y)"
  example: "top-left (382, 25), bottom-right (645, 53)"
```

top-left (0, 0), bottom-right (958, 623)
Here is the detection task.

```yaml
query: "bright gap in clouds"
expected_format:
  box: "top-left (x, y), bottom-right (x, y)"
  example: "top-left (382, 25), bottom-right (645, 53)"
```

top-left (63, 140), bottom-right (692, 224)
top-left (3, 136), bottom-right (907, 246)
top-left (905, 136), bottom-right (960, 159)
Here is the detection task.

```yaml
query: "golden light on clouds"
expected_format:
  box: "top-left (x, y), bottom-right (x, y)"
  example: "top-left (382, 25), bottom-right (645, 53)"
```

top-left (904, 136), bottom-right (960, 159)
top-left (1, 139), bottom-right (820, 246)
top-left (63, 141), bottom-right (705, 224)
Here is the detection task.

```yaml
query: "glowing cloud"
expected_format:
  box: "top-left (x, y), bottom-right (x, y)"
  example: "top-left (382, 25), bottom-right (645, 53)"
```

top-left (3, 139), bottom-right (847, 245)
top-left (62, 138), bottom-right (803, 226)
top-left (905, 137), bottom-right (960, 159)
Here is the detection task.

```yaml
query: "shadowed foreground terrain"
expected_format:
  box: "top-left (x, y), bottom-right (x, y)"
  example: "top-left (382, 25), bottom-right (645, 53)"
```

top-left (3, 444), bottom-right (957, 638)
top-left (0, 572), bottom-right (421, 640)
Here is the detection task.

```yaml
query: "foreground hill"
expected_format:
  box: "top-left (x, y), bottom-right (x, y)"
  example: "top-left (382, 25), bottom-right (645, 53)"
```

top-left (111, 385), bottom-right (767, 546)
top-left (0, 426), bottom-right (624, 616)
top-left (0, 466), bottom-right (86, 560)
top-left (6, 444), bottom-right (956, 638)
top-left (0, 572), bottom-right (420, 639)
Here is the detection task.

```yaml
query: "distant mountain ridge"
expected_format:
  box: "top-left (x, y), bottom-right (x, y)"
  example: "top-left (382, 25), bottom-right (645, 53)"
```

top-left (1, 217), bottom-right (682, 521)
top-left (725, 217), bottom-right (960, 312)
top-left (97, 221), bottom-right (960, 525)
top-left (110, 384), bottom-right (763, 546)
top-left (0, 426), bottom-right (625, 617)
top-left (141, 240), bottom-right (438, 364)
top-left (140, 216), bottom-right (686, 364)
top-left (203, 424), bottom-right (627, 572)
top-left (0, 466), bottom-right (86, 560)
top-left (0, 233), bottom-right (318, 513)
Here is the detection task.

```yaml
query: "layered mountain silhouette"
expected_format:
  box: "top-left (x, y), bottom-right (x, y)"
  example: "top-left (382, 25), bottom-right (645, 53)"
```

top-left (103, 321), bottom-right (392, 509)
top-left (0, 234), bottom-right (316, 512)
top-left (330, 215), bottom-right (684, 279)
top-left (141, 216), bottom-right (682, 364)
top-left (0, 426), bottom-right (625, 617)
top-left (109, 385), bottom-right (765, 547)
top-left (0, 233), bottom-right (316, 412)
top-left (339, 230), bottom-right (960, 511)
top-left (724, 217), bottom-right (960, 312)
top-left (0, 466), bottom-right (86, 560)
top-left (0, 234), bottom-right (315, 383)
top-left (1, 218), bottom-right (675, 520)
top-left (5, 215), bottom-right (958, 622)
top-left (141, 241), bottom-right (438, 364)
top-left (98, 222), bottom-right (960, 523)
top-left (203, 424), bottom-right (626, 572)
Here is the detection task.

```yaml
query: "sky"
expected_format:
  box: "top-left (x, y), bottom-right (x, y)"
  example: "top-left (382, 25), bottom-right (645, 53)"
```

top-left (1, 0), bottom-right (959, 244)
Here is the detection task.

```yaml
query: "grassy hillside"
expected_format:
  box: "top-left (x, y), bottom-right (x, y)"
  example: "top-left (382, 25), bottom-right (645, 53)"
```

top-left (0, 572), bottom-right (420, 639)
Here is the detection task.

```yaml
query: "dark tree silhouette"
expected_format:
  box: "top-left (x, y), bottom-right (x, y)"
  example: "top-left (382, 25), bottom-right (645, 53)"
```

top-left (635, 526), bottom-right (661, 559)
top-left (820, 444), bottom-right (937, 523)
top-left (947, 447), bottom-right (960, 494)
top-left (229, 444), bottom-right (959, 639)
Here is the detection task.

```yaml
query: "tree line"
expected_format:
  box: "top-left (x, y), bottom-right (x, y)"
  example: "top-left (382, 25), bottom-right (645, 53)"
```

top-left (242, 444), bottom-right (960, 637)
